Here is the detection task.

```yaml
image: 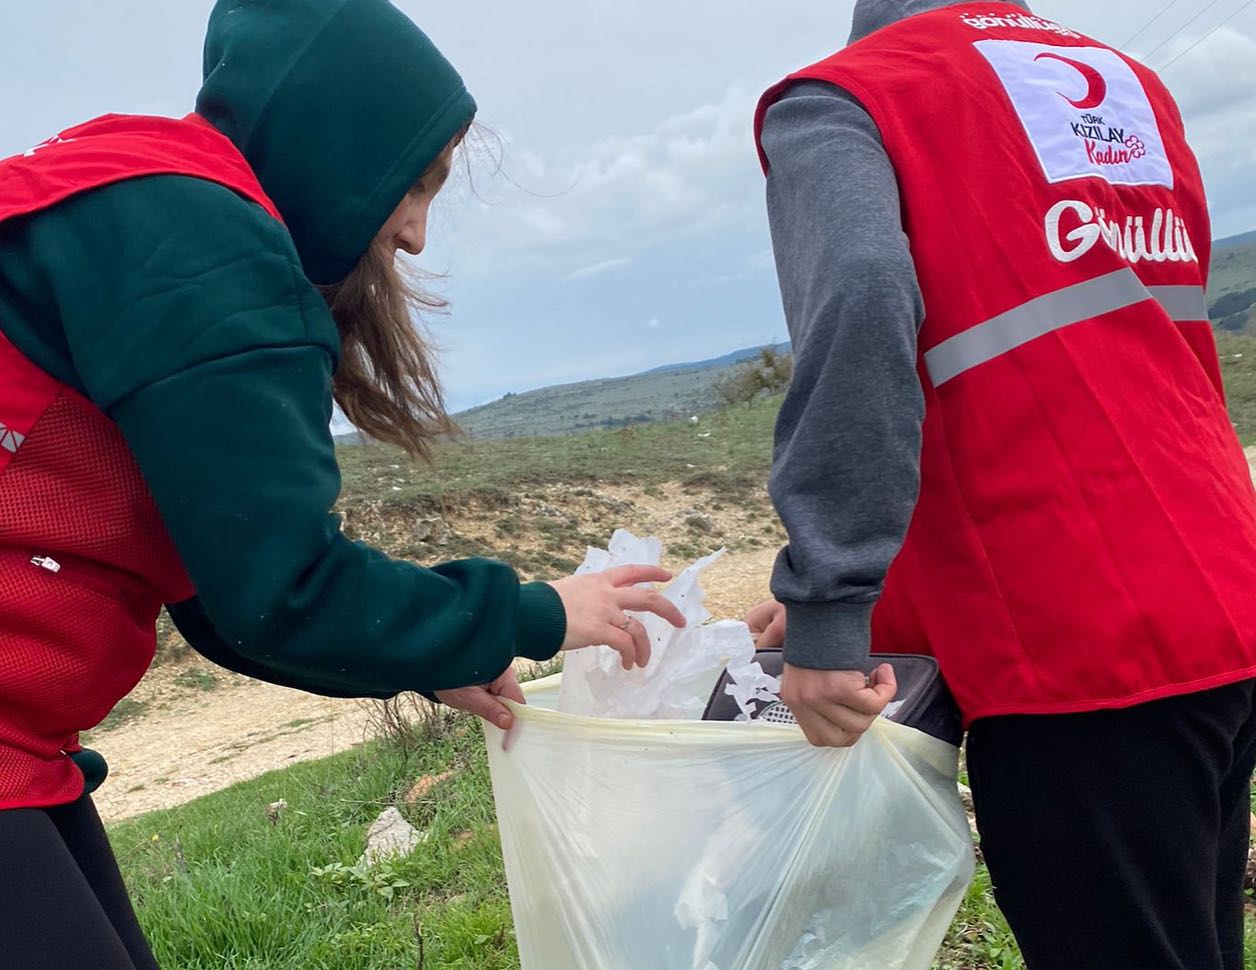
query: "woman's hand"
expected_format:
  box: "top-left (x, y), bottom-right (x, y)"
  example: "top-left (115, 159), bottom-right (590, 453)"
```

top-left (435, 666), bottom-right (525, 731)
top-left (549, 565), bottom-right (687, 670)
top-left (746, 598), bottom-right (787, 648)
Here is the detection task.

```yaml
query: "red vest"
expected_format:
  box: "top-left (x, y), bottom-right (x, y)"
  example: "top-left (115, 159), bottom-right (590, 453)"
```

top-left (0, 114), bottom-right (281, 808)
top-left (756, 4), bottom-right (1256, 725)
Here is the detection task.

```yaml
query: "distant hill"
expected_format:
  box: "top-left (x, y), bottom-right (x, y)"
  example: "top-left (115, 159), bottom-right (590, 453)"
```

top-left (1215, 230), bottom-right (1256, 252)
top-left (641, 342), bottom-right (790, 376)
top-left (1209, 233), bottom-right (1256, 334)
top-left (1210, 238), bottom-right (1256, 299)
top-left (454, 344), bottom-right (787, 439)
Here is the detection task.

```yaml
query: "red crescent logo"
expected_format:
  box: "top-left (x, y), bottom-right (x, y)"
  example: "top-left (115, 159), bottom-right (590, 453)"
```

top-left (1034, 52), bottom-right (1107, 110)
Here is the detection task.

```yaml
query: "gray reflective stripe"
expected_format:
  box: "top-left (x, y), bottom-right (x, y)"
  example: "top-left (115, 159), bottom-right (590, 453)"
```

top-left (925, 269), bottom-right (1148, 386)
top-left (1147, 285), bottom-right (1208, 322)
top-left (925, 272), bottom-right (1209, 387)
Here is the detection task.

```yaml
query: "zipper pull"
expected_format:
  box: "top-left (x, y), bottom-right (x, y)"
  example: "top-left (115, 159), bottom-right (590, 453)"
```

top-left (31, 556), bottom-right (62, 573)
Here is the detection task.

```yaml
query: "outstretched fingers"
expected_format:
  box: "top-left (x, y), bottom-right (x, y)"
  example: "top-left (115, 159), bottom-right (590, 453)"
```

top-left (605, 564), bottom-right (673, 588)
top-left (614, 587), bottom-right (686, 629)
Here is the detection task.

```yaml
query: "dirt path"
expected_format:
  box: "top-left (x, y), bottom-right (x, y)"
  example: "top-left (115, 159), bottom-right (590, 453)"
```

top-left (92, 674), bottom-right (375, 822)
top-left (93, 488), bottom-right (780, 822)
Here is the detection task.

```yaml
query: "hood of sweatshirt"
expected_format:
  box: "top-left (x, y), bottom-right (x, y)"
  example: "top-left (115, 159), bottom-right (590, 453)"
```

top-left (850, 0), bottom-right (1031, 44)
top-left (196, 0), bottom-right (476, 285)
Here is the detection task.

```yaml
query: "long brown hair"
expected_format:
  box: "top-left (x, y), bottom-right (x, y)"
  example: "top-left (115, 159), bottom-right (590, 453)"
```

top-left (320, 138), bottom-right (465, 461)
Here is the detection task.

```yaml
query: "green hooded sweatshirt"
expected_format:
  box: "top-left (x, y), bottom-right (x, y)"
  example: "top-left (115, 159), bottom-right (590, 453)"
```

top-left (0, 0), bottom-right (567, 765)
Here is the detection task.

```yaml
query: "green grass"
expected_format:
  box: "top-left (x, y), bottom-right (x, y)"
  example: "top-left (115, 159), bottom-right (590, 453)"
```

top-left (90, 697), bottom-right (150, 736)
top-left (1218, 333), bottom-right (1256, 445)
top-left (113, 719), bottom-right (513, 970)
top-left (173, 669), bottom-right (221, 693)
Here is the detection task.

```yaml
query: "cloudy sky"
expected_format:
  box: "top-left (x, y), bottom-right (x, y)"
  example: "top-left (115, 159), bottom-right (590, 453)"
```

top-left (3, 1), bottom-right (1254, 412)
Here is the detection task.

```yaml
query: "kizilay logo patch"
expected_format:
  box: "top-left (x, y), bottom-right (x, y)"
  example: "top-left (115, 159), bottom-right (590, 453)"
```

top-left (976, 40), bottom-right (1173, 189)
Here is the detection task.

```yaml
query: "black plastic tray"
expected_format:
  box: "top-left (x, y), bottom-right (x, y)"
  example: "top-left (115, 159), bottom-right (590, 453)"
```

top-left (702, 650), bottom-right (963, 747)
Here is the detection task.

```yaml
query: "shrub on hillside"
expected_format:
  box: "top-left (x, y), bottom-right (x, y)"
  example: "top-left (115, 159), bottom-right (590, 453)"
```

top-left (715, 348), bottom-right (793, 408)
top-left (1210, 287), bottom-right (1256, 321)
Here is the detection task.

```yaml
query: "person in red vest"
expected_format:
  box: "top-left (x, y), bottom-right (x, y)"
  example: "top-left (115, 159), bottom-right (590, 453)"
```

top-left (746, 1), bottom-right (1256, 967)
top-left (0, 1), bottom-right (685, 966)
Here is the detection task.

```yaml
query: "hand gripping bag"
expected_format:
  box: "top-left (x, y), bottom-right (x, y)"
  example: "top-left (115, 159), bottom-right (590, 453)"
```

top-left (485, 674), bottom-right (974, 970)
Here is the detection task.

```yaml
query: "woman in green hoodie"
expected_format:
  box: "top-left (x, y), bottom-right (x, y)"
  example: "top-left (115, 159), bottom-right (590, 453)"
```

top-left (0, 1), bottom-right (683, 966)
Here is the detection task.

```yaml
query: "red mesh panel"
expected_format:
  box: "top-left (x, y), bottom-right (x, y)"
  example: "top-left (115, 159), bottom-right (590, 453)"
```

top-left (0, 390), bottom-right (187, 807)
top-left (0, 393), bottom-right (193, 600)
top-left (0, 555), bottom-right (158, 807)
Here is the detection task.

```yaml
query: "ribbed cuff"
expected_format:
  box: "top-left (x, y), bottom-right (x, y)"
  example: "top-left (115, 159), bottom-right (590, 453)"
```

top-left (781, 600), bottom-right (874, 670)
top-left (515, 581), bottom-right (567, 662)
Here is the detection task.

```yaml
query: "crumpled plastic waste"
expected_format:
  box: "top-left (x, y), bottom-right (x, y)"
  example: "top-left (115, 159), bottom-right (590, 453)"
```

top-left (557, 529), bottom-right (779, 721)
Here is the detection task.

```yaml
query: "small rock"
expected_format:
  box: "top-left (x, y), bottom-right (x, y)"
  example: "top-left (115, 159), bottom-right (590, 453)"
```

top-left (957, 783), bottom-right (978, 838)
top-left (686, 515), bottom-right (716, 535)
top-left (359, 807), bottom-right (428, 867)
top-left (413, 515), bottom-right (452, 546)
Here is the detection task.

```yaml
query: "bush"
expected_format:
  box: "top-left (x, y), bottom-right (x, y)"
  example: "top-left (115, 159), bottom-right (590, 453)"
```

top-left (714, 348), bottom-right (793, 407)
top-left (1210, 287), bottom-right (1256, 321)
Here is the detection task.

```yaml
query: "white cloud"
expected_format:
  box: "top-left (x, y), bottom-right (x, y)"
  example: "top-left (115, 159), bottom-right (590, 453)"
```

top-left (442, 85), bottom-right (766, 280)
top-left (1157, 27), bottom-right (1256, 116)
top-left (1156, 27), bottom-right (1256, 237)
top-left (567, 257), bottom-right (632, 281)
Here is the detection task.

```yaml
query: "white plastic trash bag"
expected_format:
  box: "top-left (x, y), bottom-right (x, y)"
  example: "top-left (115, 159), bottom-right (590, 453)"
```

top-left (486, 677), bottom-right (975, 970)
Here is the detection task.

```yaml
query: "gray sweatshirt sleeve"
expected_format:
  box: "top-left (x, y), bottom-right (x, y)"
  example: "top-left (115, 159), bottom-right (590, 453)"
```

top-left (762, 81), bottom-right (926, 670)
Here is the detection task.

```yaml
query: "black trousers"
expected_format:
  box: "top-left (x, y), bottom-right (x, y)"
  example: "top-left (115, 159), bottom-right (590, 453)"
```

top-left (967, 679), bottom-right (1256, 970)
top-left (0, 796), bottom-right (159, 970)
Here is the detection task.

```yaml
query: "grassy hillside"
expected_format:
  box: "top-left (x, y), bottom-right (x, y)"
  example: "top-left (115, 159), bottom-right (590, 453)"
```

top-left (1209, 240), bottom-right (1256, 334)
top-left (337, 398), bottom-right (779, 508)
top-left (1219, 333), bottom-right (1256, 445)
top-left (1211, 240), bottom-right (1256, 299)
top-left (455, 344), bottom-right (788, 440)
top-left (456, 366), bottom-right (730, 439)
top-left (1216, 230), bottom-right (1256, 251)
